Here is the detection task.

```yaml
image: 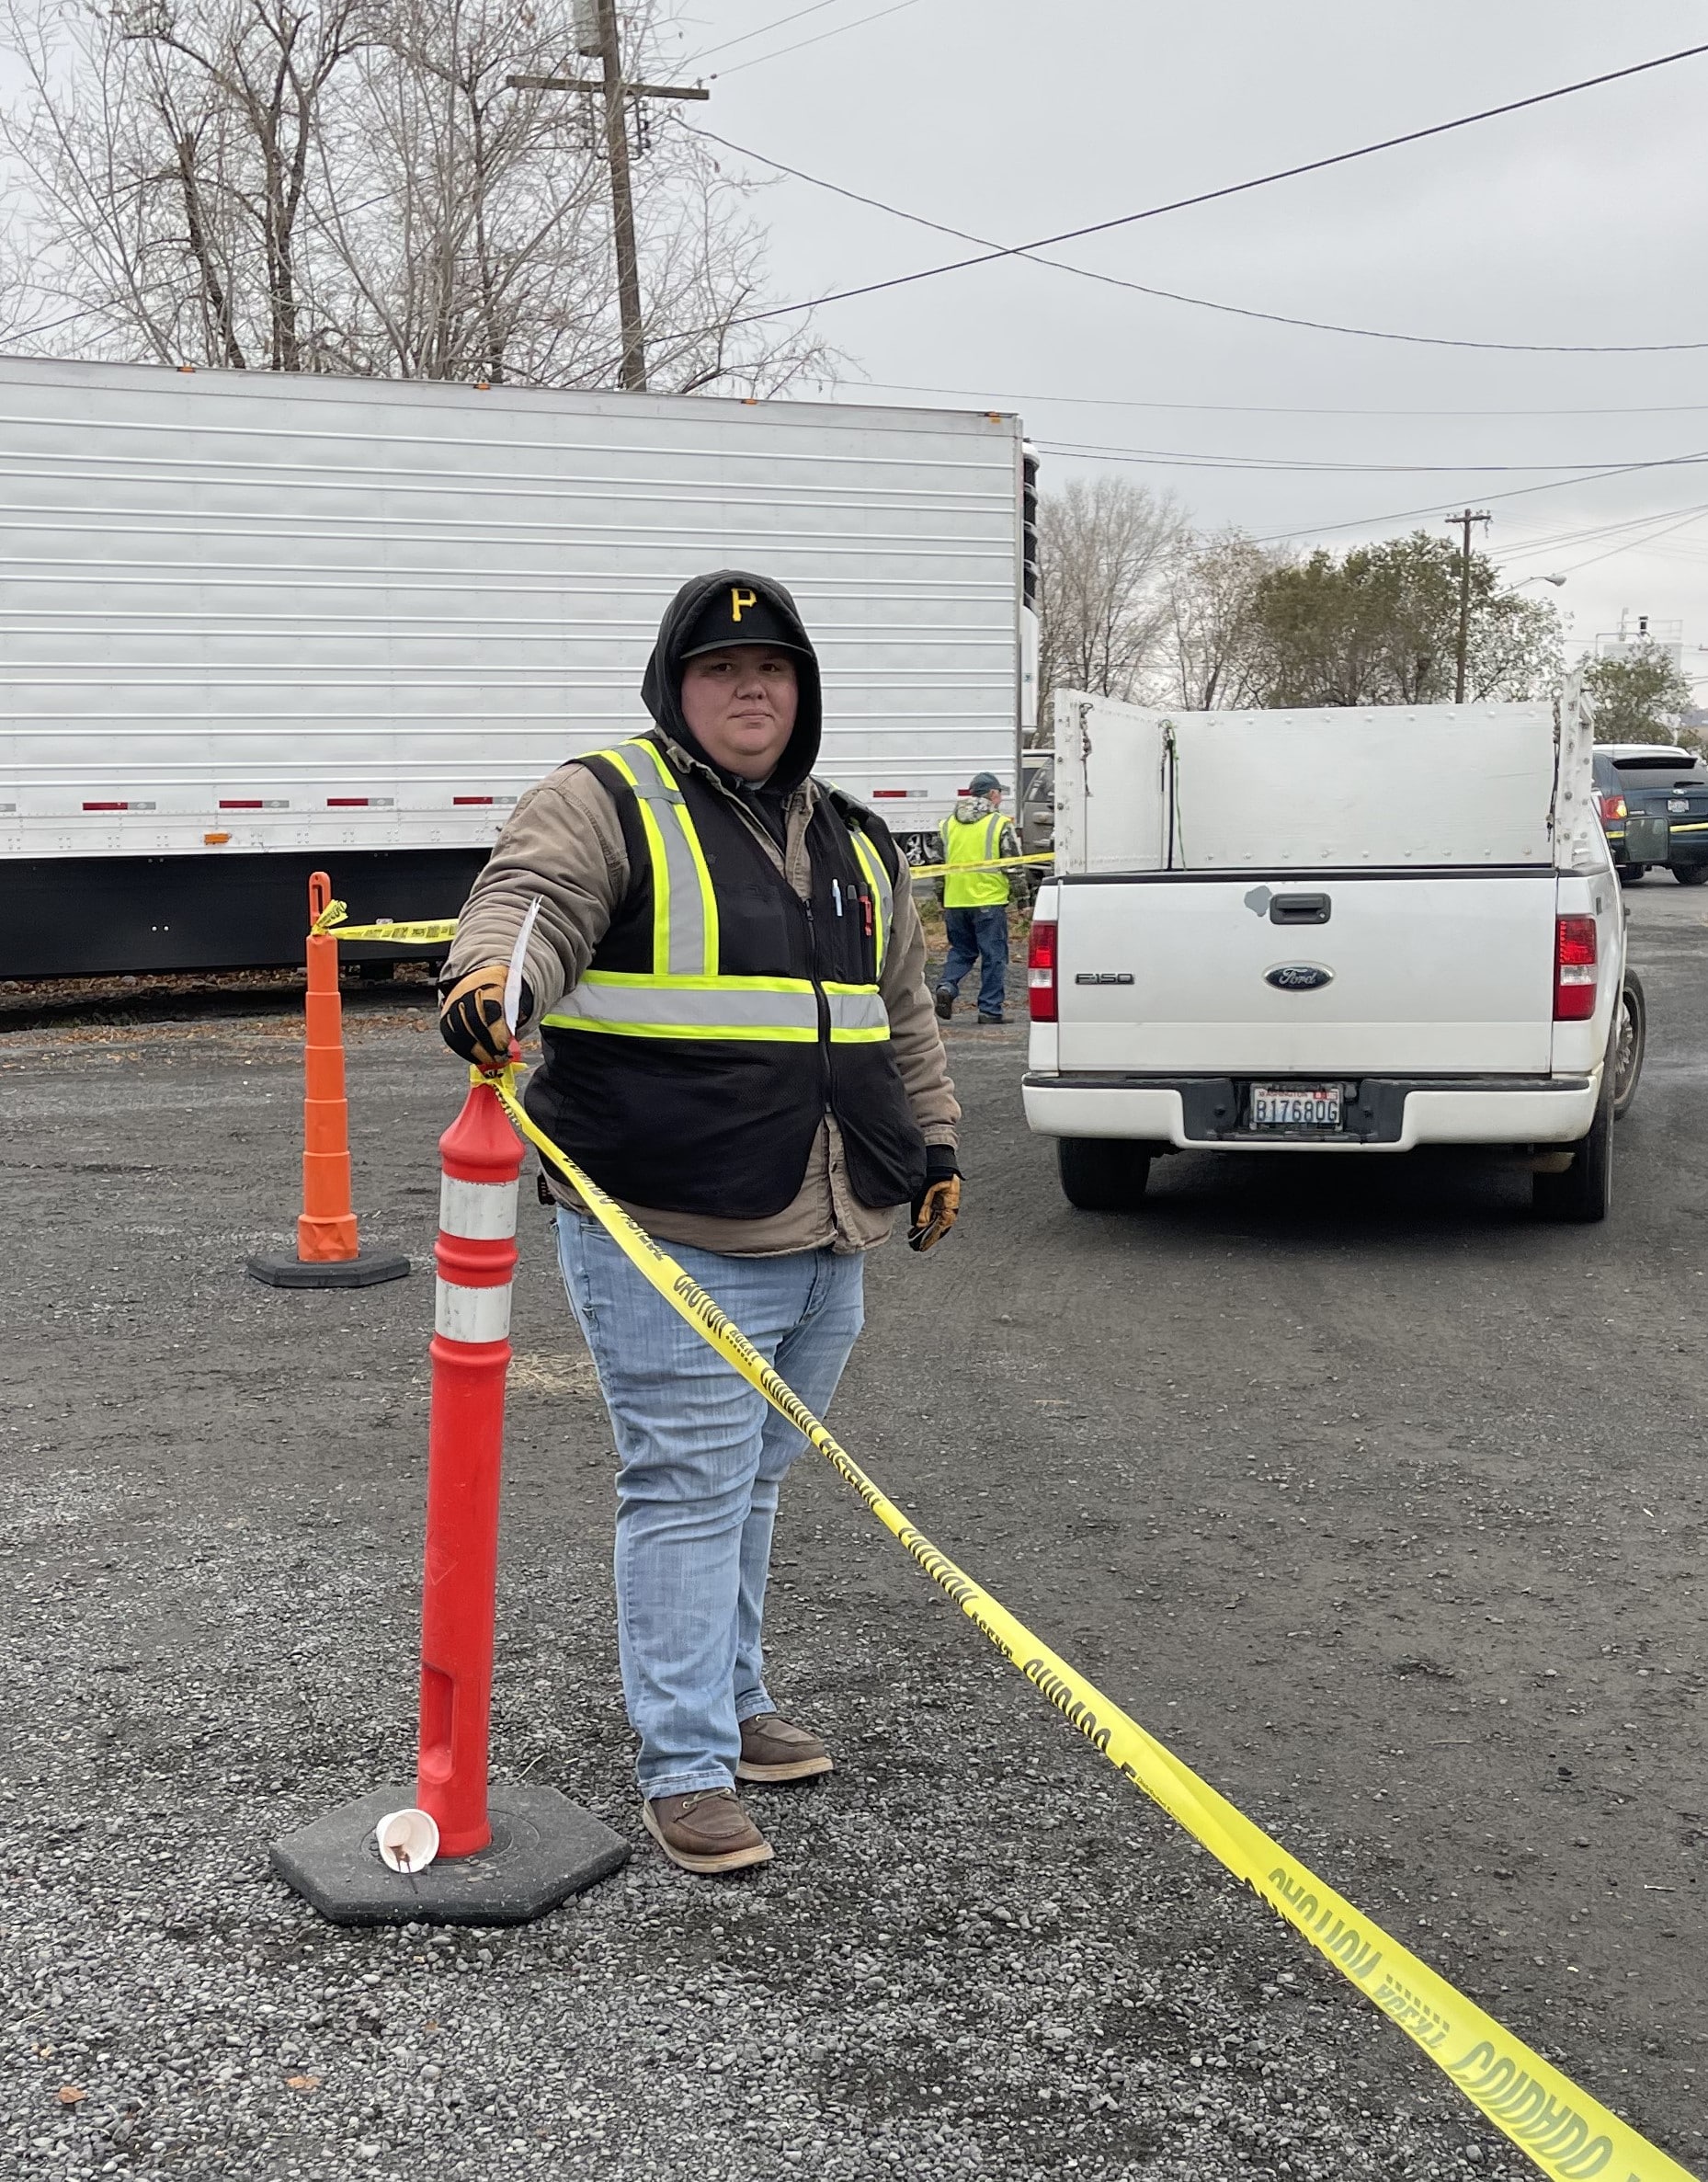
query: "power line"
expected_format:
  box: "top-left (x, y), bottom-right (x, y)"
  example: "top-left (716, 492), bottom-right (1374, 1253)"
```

top-left (1250, 447), bottom-right (1708, 545)
top-left (1549, 502), bottom-right (1708, 577)
top-left (689, 42), bottom-right (1708, 348)
top-left (827, 378), bottom-right (1708, 421)
top-left (678, 0), bottom-right (849, 70)
top-left (1499, 506), bottom-right (1708, 557)
top-left (709, 0), bottom-right (922, 78)
top-left (1037, 438), bottom-right (1708, 477)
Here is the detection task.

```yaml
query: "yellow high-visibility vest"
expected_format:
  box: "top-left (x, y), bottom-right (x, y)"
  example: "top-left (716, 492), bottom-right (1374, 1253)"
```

top-left (542, 738), bottom-right (894, 1042)
top-left (940, 808), bottom-right (1010, 908)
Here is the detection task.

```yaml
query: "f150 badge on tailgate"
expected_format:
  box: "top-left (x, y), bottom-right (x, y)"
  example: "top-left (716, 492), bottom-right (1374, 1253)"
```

top-left (1265, 964), bottom-right (1334, 990)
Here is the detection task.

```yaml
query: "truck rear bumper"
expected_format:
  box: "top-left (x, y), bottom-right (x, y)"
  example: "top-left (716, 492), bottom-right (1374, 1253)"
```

top-left (1022, 1071), bottom-right (1599, 1151)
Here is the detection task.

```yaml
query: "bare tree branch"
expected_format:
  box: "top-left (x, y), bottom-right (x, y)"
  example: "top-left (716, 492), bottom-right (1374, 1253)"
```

top-left (1037, 476), bottom-right (1186, 715)
top-left (0, 0), bottom-right (831, 391)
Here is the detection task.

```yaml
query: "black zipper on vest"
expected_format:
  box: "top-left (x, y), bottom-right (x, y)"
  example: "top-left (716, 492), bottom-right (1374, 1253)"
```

top-left (800, 893), bottom-right (834, 1110)
top-left (726, 790), bottom-right (837, 1109)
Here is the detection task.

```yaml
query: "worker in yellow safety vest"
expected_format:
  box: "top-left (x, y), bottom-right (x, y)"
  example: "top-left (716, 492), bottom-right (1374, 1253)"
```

top-left (934, 771), bottom-right (1025, 1025)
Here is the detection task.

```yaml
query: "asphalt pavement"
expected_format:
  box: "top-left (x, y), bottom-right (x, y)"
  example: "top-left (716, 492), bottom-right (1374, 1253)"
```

top-left (0, 883), bottom-right (1702, 2180)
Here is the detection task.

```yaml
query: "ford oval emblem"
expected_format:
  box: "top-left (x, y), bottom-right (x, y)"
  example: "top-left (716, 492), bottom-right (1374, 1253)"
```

top-left (1266, 963), bottom-right (1334, 991)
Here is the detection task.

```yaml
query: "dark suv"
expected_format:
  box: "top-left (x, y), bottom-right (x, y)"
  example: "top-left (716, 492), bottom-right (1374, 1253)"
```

top-left (1594, 744), bottom-right (1708, 885)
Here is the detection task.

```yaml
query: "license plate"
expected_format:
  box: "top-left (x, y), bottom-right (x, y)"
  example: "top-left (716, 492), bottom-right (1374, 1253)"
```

top-left (1670, 798), bottom-right (1691, 814)
top-left (1251, 1083), bottom-right (1342, 1128)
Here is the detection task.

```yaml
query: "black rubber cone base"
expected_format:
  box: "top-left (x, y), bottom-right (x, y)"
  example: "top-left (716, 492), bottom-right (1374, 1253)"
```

top-left (246, 1249), bottom-right (411, 1289)
top-left (270, 1785), bottom-right (630, 1927)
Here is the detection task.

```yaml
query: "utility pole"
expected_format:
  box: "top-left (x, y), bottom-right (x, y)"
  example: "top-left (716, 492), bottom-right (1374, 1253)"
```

top-left (507, 1), bottom-right (708, 394)
top-left (1445, 508), bottom-right (1491, 703)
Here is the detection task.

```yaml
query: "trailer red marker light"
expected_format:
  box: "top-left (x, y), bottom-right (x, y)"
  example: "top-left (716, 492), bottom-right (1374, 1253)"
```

top-left (1554, 913), bottom-right (1598, 1022)
top-left (1028, 916), bottom-right (1058, 1022)
top-left (453, 795), bottom-right (495, 805)
top-left (221, 798), bottom-right (262, 809)
top-left (871, 789), bottom-right (909, 798)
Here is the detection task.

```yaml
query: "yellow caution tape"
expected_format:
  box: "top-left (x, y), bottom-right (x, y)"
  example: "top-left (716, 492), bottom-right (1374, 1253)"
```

top-left (908, 851), bottom-right (1054, 879)
top-left (302, 848), bottom-right (1053, 943)
top-left (312, 905), bottom-right (461, 945)
top-left (484, 1059), bottom-right (1695, 2182)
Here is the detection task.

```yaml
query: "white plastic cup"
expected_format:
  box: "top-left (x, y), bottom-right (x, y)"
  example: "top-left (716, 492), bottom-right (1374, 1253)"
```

top-left (374, 1807), bottom-right (440, 1875)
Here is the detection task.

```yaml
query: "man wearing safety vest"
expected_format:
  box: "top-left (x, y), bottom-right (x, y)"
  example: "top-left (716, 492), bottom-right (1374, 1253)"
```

top-left (933, 772), bottom-right (1024, 1026)
top-left (437, 572), bottom-right (962, 1878)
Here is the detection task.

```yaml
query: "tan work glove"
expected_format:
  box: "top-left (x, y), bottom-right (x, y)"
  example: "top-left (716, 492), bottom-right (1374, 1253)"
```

top-left (908, 1149), bottom-right (962, 1252)
top-left (437, 963), bottom-right (519, 1069)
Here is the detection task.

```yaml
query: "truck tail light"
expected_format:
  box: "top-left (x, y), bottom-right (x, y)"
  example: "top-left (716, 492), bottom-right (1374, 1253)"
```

top-left (1554, 914), bottom-right (1597, 1022)
top-left (1597, 791), bottom-right (1627, 825)
top-left (1028, 916), bottom-right (1057, 1022)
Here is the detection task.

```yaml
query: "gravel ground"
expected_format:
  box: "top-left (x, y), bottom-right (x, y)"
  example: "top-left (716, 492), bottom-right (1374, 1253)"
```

top-left (0, 897), bottom-right (1700, 2180)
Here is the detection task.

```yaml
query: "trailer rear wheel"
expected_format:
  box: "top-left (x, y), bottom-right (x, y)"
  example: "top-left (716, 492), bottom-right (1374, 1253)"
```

top-left (1057, 1137), bottom-right (1155, 1211)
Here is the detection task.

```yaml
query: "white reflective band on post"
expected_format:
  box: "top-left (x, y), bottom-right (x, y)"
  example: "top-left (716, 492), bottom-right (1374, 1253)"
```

top-left (435, 1279), bottom-right (513, 1344)
top-left (438, 1175), bottom-right (519, 1240)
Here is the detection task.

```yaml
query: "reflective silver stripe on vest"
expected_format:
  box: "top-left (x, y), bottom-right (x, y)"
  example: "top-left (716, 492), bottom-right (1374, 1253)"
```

top-left (850, 827), bottom-right (893, 974)
top-left (544, 976), bottom-right (891, 1043)
top-left (605, 741), bottom-right (717, 978)
top-left (545, 977), bottom-right (820, 1040)
top-left (826, 986), bottom-right (890, 1037)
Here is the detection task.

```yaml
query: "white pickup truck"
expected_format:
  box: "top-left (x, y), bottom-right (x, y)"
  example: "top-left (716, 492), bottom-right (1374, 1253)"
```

top-left (1023, 680), bottom-right (1645, 1222)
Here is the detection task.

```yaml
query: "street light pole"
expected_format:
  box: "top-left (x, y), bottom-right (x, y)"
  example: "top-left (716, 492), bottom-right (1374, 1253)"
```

top-left (596, 0), bottom-right (647, 392)
top-left (507, 6), bottom-right (709, 395)
top-left (1446, 508), bottom-right (1493, 704)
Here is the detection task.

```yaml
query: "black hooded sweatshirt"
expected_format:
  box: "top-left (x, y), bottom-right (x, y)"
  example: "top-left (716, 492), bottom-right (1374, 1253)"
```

top-left (522, 570), bottom-right (928, 1221)
top-left (639, 568), bottom-right (823, 846)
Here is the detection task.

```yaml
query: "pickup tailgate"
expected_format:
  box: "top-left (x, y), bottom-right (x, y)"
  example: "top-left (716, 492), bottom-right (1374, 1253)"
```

top-left (1054, 874), bottom-right (1558, 1074)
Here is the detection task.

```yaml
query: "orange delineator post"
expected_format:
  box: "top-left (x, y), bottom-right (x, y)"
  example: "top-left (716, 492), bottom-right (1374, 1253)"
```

top-left (415, 1071), bottom-right (524, 1856)
top-left (245, 870), bottom-right (409, 1291)
top-left (266, 1055), bottom-right (628, 1922)
top-left (300, 871), bottom-right (360, 1262)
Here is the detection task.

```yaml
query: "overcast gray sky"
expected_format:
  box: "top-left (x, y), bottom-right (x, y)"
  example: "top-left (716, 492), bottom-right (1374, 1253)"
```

top-left (664, 0), bottom-right (1708, 677)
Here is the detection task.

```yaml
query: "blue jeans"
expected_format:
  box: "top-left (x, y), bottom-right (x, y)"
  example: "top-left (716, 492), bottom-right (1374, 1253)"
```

top-left (940, 904), bottom-right (1010, 1017)
top-left (554, 1212), bottom-right (865, 1800)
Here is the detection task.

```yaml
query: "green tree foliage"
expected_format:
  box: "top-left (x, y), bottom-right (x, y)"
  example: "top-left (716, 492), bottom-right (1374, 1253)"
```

top-left (1247, 531), bottom-right (1561, 708)
top-left (1582, 644), bottom-right (1693, 743)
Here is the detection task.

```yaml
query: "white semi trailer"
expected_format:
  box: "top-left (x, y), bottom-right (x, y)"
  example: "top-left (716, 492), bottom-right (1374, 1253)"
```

top-left (0, 356), bottom-right (1037, 977)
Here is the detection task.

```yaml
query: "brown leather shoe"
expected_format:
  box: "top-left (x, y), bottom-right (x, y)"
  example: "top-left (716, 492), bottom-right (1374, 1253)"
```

top-left (643, 1788), bottom-right (773, 1875)
top-left (735, 1711), bottom-right (834, 1784)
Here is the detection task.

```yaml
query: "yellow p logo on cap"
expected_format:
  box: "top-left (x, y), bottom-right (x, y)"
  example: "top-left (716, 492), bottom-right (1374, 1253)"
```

top-left (730, 586), bottom-right (757, 622)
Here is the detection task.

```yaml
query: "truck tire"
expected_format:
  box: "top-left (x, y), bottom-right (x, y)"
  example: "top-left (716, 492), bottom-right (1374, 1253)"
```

top-left (1532, 1056), bottom-right (1614, 1223)
top-left (1618, 863), bottom-right (1646, 886)
top-left (1058, 1137), bottom-right (1154, 1211)
top-left (1612, 970), bottom-right (1645, 1120)
top-left (1673, 863), bottom-right (1708, 885)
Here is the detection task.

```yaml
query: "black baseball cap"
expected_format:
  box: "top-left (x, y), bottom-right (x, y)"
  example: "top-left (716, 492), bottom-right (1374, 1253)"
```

top-left (968, 771), bottom-right (1006, 795)
top-left (679, 581), bottom-right (812, 661)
